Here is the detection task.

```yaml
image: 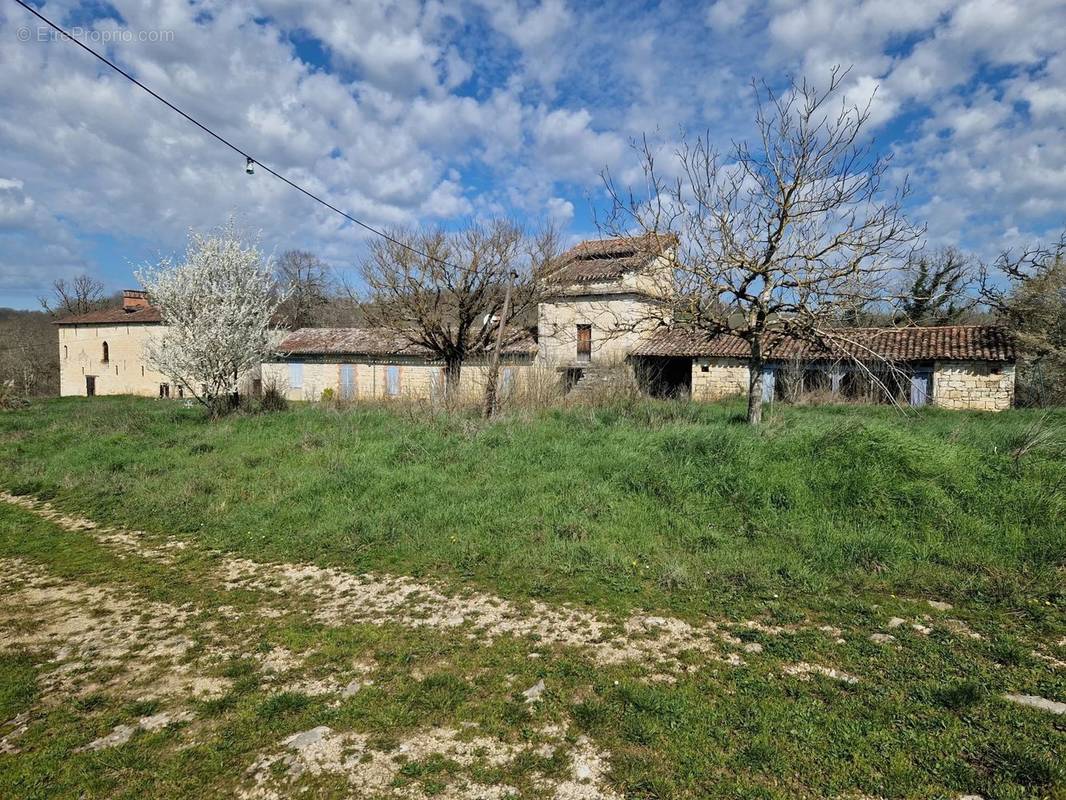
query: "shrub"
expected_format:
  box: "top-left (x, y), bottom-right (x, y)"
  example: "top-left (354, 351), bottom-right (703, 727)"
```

top-left (0, 380), bottom-right (30, 410)
top-left (259, 384), bottom-right (289, 413)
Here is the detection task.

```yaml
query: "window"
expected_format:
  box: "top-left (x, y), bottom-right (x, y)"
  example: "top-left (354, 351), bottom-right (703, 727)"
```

top-left (177, 385), bottom-right (184, 398)
top-left (63, 345), bottom-right (68, 360)
top-left (288, 362), bottom-right (304, 389)
top-left (159, 383), bottom-right (170, 398)
top-left (386, 365), bottom-right (400, 397)
top-left (101, 341), bottom-right (109, 363)
top-left (700, 363), bottom-right (709, 373)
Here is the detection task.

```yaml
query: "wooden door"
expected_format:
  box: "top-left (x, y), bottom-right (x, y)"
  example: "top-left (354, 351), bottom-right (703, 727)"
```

top-left (909, 371), bottom-right (931, 407)
top-left (85, 375), bottom-right (96, 397)
top-left (576, 325), bottom-right (592, 363)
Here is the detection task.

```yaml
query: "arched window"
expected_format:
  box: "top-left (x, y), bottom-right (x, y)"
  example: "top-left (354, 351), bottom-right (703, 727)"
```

top-left (101, 341), bottom-right (109, 363)
top-left (63, 345), bottom-right (68, 360)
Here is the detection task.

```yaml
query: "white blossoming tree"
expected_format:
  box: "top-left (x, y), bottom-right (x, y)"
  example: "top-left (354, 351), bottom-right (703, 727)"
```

top-left (136, 222), bottom-right (283, 416)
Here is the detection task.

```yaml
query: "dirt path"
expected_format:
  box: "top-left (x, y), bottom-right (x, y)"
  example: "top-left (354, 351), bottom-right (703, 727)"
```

top-left (0, 491), bottom-right (844, 673)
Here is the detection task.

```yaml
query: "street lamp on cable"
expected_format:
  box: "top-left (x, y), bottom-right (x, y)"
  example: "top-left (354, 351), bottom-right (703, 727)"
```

top-left (245, 157), bottom-right (255, 175)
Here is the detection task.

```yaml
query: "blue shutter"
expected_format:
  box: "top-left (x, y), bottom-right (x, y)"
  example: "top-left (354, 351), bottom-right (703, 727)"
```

top-left (288, 363), bottom-right (303, 389)
top-left (386, 366), bottom-right (400, 397)
top-left (340, 365), bottom-right (355, 399)
top-left (761, 367), bottom-right (776, 403)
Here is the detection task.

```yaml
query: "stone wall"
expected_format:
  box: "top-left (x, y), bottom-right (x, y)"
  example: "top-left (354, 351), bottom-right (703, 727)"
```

top-left (690, 358), bottom-right (749, 401)
top-left (59, 322), bottom-right (171, 397)
top-left (261, 357), bottom-right (544, 403)
top-left (537, 294), bottom-right (666, 366)
top-left (58, 322), bottom-right (264, 398)
top-left (932, 360), bottom-right (1015, 411)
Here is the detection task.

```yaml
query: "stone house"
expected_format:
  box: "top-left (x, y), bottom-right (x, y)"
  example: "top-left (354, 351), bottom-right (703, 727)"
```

top-left (265, 234), bottom-right (676, 402)
top-left (55, 289), bottom-right (262, 399)
top-left (58, 237), bottom-right (1017, 410)
top-left (55, 290), bottom-right (173, 398)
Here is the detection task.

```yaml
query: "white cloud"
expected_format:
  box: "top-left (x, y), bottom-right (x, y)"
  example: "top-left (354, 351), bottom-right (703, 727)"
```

top-left (706, 0), bottom-right (751, 30)
top-left (546, 196), bottom-right (574, 226)
top-left (534, 108), bottom-right (626, 182)
top-left (0, 0), bottom-right (1064, 303)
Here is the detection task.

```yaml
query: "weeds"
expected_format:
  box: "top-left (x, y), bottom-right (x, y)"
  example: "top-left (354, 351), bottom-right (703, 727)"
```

top-left (1008, 412), bottom-right (1064, 462)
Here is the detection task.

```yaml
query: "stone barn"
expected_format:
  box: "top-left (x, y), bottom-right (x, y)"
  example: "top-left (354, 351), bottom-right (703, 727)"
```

top-left (261, 327), bottom-right (540, 403)
top-left (631, 325), bottom-right (1017, 410)
top-left (55, 289), bottom-right (264, 398)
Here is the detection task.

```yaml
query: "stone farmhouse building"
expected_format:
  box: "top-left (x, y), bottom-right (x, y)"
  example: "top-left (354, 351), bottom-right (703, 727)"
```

top-left (57, 237), bottom-right (1017, 411)
top-left (54, 289), bottom-right (263, 399)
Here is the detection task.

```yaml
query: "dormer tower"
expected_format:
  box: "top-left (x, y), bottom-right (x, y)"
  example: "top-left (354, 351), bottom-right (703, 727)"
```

top-left (536, 233), bottom-right (677, 367)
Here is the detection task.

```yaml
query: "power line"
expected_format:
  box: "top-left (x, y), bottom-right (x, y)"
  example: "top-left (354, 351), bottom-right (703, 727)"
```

top-left (10, 0), bottom-right (466, 272)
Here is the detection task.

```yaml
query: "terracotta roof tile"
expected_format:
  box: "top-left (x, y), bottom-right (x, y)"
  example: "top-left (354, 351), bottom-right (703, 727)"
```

top-left (631, 325), bottom-right (1016, 362)
top-left (550, 233), bottom-right (678, 285)
top-left (53, 305), bottom-right (163, 325)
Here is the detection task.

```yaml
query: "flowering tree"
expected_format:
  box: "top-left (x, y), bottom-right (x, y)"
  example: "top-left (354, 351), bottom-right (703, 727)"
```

top-left (136, 222), bottom-right (283, 415)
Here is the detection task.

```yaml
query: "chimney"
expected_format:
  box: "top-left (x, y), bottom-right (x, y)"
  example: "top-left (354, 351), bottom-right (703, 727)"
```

top-left (122, 289), bottom-right (150, 311)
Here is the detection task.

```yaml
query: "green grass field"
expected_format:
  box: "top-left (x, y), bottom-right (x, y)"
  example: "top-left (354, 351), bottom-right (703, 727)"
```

top-left (2, 397), bottom-right (1064, 614)
top-left (0, 397), bottom-right (1063, 799)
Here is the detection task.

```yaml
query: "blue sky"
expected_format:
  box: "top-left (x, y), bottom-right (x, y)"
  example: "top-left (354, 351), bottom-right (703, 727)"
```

top-left (0, 0), bottom-right (1063, 309)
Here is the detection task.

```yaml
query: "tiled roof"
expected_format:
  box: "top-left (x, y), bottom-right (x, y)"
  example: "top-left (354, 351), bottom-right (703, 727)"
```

top-left (631, 325), bottom-right (1016, 362)
top-left (277, 327), bottom-right (538, 357)
top-left (53, 305), bottom-right (163, 325)
top-left (550, 233), bottom-right (678, 285)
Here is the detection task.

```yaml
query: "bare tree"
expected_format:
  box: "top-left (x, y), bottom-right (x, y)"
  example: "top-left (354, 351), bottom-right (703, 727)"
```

top-left (980, 232), bottom-right (1066, 406)
top-left (603, 68), bottom-right (923, 424)
top-left (0, 310), bottom-right (57, 398)
top-left (895, 247), bottom-right (974, 325)
top-left (39, 275), bottom-right (107, 318)
top-left (356, 220), bottom-right (557, 405)
top-left (276, 250), bottom-right (332, 329)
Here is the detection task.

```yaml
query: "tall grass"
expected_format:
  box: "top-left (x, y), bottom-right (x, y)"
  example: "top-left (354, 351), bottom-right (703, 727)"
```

top-left (0, 396), bottom-right (1062, 617)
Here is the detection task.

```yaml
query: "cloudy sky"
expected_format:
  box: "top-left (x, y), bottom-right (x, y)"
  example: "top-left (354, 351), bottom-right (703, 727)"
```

top-left (1, 0), bottom-right (1064, 308)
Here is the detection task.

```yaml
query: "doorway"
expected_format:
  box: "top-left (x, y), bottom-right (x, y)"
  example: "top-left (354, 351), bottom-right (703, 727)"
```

top-left (636, 357), bottom-right (691, 399)
top-left (909, 370), bottom-right (931, 407)
top-left (85, 375), bottom-right (96, 397)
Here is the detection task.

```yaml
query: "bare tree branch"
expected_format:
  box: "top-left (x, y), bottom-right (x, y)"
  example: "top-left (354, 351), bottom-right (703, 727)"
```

top-left (602, 69), bottom-right (924, 424)
top-left (355, 220), bottom-right (559, 405)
